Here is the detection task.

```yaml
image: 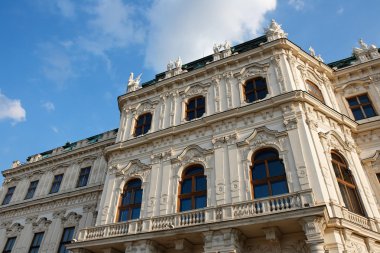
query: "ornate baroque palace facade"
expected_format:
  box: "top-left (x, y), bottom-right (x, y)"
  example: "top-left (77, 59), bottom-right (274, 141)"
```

top-left (1, 20), bottom-right (380, 253)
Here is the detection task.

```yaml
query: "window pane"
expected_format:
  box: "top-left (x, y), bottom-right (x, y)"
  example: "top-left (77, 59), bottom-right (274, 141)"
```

top-left (181, 179), bottom-right (192, 194)
top-left (352, 108), bottom-right (364, 120)
top-left (119, 210), bottom-right (128, 222)
top-left (128, 179), bottom-right (142, 188)
top-left (180, 198), bottom-right (192, 212)
top-left (347, 187), bottom-right (364, 215)
top-left (196, 176), bottom-right (207, 191)
top-left (338, 183), bottom-right (350, 209)
top-left (122, 191), bottom-right (131, 205)
top-left (188, 101), bottom-right (195, 109)
top-left (131, 208), bottom-right (141, 220)
top-left (271, 180), bottom-right (288, 195)
top-left (196, 108), bottom-right (205, 117)
top-left (254, 184), bottom-right (269, 199)
top-left (187, 111), bottom-right (195, 120)
top-left (134, 189), bottom-right (143, 204)
top-left (347, 97), bottom-right (358, 106)
top-left (135, 127), bottom-right (142, 136)
top-left (341, 169), bottom-right (353, 184)
top-left (332, 163), bottom-right (341, 179)
top-left (254, 150), bottom-right (278, 161)
top-left (252, 163), bottom-right (266, 180)
top-left (246, 93), bottom-right (255, 103)
top-left (257, 89), bottom-right (267, 100)
top-left (358, 95), bottom-right (369, 103)
top-left (363, 104), bottom-right (376, 118)
top-left (268, 160), bottom-right (285, 177)
top-left (143, 125), bottom-right (150, 134)
top-left (185, 167), bottom-right (203, 176)
top-left (195, 195), bottom-right (207, 209)
top-left (255, 79), bottom-right (267, 89)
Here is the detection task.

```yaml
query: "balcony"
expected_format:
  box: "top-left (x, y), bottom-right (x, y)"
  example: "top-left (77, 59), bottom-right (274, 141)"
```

top-left (77, 190), bottom-right (315, 242)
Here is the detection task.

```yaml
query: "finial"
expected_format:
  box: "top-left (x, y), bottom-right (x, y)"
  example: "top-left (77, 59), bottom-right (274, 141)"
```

top-left (265, 19), bottom-right (287, 42)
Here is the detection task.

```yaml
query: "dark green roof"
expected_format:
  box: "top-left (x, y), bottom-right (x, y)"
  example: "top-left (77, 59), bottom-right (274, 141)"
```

top-left (328, 48), bottom-right (380, 69)
top-left (141, 35), bottom-right (267, 88)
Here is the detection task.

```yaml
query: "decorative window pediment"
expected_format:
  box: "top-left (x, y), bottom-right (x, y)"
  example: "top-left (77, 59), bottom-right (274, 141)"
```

top-left (135, 100), bottom-right (157, 115)
top-left (336, 78), bottom-right (371, 96)
top-left (237, 63), bottom-right (269, 82)
top-left (182, 83), bottom-right (209, 99)
top-left (61, 212), bottom-right (82, 227)
top-left (319, 130), bottom-right (353, 152)
top-left (115, 159), bottom-right (151, 182)
top-left (77, 155), bottom-right (97, 168)
top-left (172, 144), bottom-right (213, 166)
top-left (6, 223), bottom-right (24, 237)
top-left (237, 126), bottom-right (287, 151)
top-left (32, 217), bottom-right (52, 233)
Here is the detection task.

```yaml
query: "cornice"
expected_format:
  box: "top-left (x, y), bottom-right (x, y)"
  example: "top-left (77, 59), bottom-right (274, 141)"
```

top-left (107, 91), bottom-right (357, 157)
top-left (332, 57), bottom-right (380, 76)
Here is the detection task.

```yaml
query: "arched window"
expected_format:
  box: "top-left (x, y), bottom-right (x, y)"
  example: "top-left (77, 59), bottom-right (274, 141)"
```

top-left (178, 165), bottom-right (207, 211)
top-left (186, 96), bottom-right (205, 121)
top-left (244, 77), bottom-right (268, 103)
top-left (118, 179), bottom-right (143, 222)
top-left (134, 113), bottom-right (152, 137)
top-left (306, 81), bottom-right (324, 103)
top-left (331, 151), bottom-right (365, 216)
top-left (251, 148), bottom-right (288, 199)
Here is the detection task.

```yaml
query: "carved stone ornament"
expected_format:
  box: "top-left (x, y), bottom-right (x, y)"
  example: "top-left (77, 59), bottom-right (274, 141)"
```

top-left (62, 212), bottom-right (82, 227)
top-left (183, 83), bottom-right (209, 99)
top-left (237, 126), bottom-right (287, 152)
top-left (118, 159), bottom-right (151, 182)
top-left (319, 130), bottom-right (352, 152)
top-left (83, 204), bottom-right (97, 213)
top-left (172, 144), bottom-right (213, 167)
top-left (53, 209), bottom-right (66, 219)
top-left (127, 72), bottom-right (142, 93)
top-left (237, 62), bottom-right (269, 82)
top-left (6, 223), bottom-right (24, 237)
top-left (335, 78), bottom-right (371, 96)
top-left (32, 217), bottom-right (52, 233)
top-left (25, 215), bottom-right (38, 224)
top-left (135, 100), bottom-right (157, 116)
top-left (299, 216), bottom-right (326, 242)
top-left (353, 39), bottom-right (380, 64)
top-left (265, 19), bottom-right (288, 42)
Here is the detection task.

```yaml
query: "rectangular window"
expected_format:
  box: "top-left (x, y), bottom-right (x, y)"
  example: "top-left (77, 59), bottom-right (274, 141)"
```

top-left (28, 232), bottom-right (44, 253)
top-left (76, 167), bottom-right (91, 188)
top-left (347, 94), bottom-right (377, 120)
top-left (25, 180), bottom-right (39, 200)
top-left (58, 227), bottom-right (75, 253)
top-left (49, 174), bottom-right (63, 194)
top-left (2, 187), bottom-right (15, 205)
top-left (2, 237), bottom-right (16, 253)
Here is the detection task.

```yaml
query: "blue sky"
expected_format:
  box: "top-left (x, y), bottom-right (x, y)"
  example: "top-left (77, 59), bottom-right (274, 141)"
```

top-left (0, 0), bottom-right (379, 183)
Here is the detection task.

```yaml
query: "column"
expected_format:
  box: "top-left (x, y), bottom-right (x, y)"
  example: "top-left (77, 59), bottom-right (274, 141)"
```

top-left (203, 228), bottom-right (245, 253)
top-left (299, 216), bottom-right (326, 253)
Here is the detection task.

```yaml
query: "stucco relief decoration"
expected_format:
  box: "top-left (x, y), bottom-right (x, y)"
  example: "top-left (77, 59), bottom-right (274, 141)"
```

top-left (281, 240), bottom-right (309, 253)
top-left (135, 100), bottom-right (157, 116)
top-left (51, 163), bottom-right (70, 174)
top-left (32, 217), bottom-right (52, 233)
top-left (62, 212), bottom-right (82, 227)
top-left (353, 39), bottom-right (380, 63)
top-left (183, 83), bottom-right (209, 99)
top-left (119, 159), bottom-right (151, 182)
top-left (336, 78), bottom-right (371, 97)
top-left (237, 126), bottom-right (288, 152)
top-left (77, 155), bottom-right (97, 168)
top-left (6, 223), bottom-right (24, 237)
top-left (237, 63), bottom-right (269, 83)
top-left (172, 144), bottom-right (213, 168)
top-left (319, 130), bottom-right (352, 153)
top-left (53, 209), bottom-right (66, 219)
top-left (271, 55), bottom-right (286, 93)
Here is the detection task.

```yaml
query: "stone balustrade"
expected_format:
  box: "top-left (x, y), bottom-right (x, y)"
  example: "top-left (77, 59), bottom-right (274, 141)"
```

top-left (77, 190), bottom-right (316, 242)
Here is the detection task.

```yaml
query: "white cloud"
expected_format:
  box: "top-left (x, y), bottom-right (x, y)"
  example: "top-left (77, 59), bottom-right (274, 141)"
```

top-left (144, 0), bottom-right (277, 72)
top-left (0, 91), bottom-right (26, 123)
top-left (56, 0), bottom-right (75, 18)
top-left (42, 101), bottom-right (55, 112)
top-left (288, 0), bottom-right (304, 11)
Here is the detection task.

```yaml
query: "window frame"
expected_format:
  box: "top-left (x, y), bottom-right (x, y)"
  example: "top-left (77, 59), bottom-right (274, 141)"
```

top-left (243, 77), bottom-right (268, 103)
top-left (2, 237), bottom-right (16, 253)
top-left (2, 186), bottom-right (16, 205)
top-left (28, 232), bottom-right (44, 253)
top-left (306, 80), bottom-right (325, 103)
top-left (25, 180), bottom-right (39, 200)
top-left (57, 227), bottom-right (75, 253)
top-left (346, 93), bottom-right (377, 120)
top-left (76, 167), bottom-right (91, 188)
top-left (134, 113), bottom-right (152, 137)
top-left (178, 165), bottom-right (207, 212)
top-left (250, 148), bottom-right (288, 199)
top-left (49, 174), bottom-right (64, 194)
top-left (331, 151), bottom-right (365, 216)
top-left (186, 96), bottom-right (206, 121)
top-left (117, 179), bottom-right (143, 222)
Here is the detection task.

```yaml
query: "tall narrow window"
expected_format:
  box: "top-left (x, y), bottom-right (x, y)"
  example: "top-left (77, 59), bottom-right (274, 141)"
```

top-left (179, 165), bottom-right (207, 212)
top-left (244, 77), bottom-right (268, 103)
top-left (76, 167), bottom-right (91, 188)
top-left (306, 81), bottom-right (325, 103)
top-left (28, 232), bottom-right (44, 253)
top-left (134, 113), bottom-right (152, 137)
top-left (2, 187), bottom-right (15, 205)
top-left (186, 96), bottom-right (205, 121)
top-left (331, 151), bottom-right (365, 216)
top-left (2, 237), bottom-right (16, 253)
top-left (251, 149), bottom-right (288, 199)
top-left (49, 174), bottom-right (63, 194)
top-left (25, 180), bottom-right (39, 200)
top-left (347, 94), bottom-right (377, 120)
top-left (58, 227), bottom-right (75, 253)
top-left (118, 179), bottom-right (143, 222)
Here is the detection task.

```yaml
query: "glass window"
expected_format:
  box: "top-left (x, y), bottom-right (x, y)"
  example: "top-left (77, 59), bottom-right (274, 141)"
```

top-left (331, 151), bottom-right (365, 216)
top-left (58, 227), bottom-right (75, 253)
top-left (2, 187), bottom-right (15, 205)
top-left (118, 179), bottom-right (142, 222)
top-left (179, 165), bottom-right (207, 212)
top-left (50, 174), bottom-right (63, 194)
top-left (76, 167), bottom-right (91, 188)
top-left (306, 81), bottom-right (325, 103)
top-left (186, 96), bottom-right (205, 121)
top-left (28, 232), bottom-right (44, 253)
top-left (244, 77), bottom-right (268, 103)
top-left (251, 148), bottom-right (288, 199)
top-left (346, 94), bottom-right (377, 120)
top-left (25, 181), bottom-right (39, 200)
top-left (134, 113), bottom-right (152, 137)
top-left (2, 237), bottom-right (16, 253)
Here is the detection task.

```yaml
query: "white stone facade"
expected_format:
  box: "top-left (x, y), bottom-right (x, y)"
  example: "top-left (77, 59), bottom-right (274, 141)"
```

top-left (1, 21), bottom-right (380, 253)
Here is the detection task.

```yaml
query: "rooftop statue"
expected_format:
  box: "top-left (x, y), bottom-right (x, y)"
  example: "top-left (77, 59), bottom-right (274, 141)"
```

top-left (127, 72), bottom-right (142, 93)
top-left (265, 19), bottom-right (287, 42)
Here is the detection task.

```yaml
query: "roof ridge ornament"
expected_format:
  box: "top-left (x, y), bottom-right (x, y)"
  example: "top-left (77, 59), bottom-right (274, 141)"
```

top-left (165, 56), bottom-right (185, 78)
top-left (127, 72), bottom-right (142, 93)
top-left (308, 46), bottom-right (324, 62)
top-left (265, 19), bottom-right (287, 42)
top-left (353, 39), bottom-right (379, 64)
top-left (213, 40), bottom-right (232, 61)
